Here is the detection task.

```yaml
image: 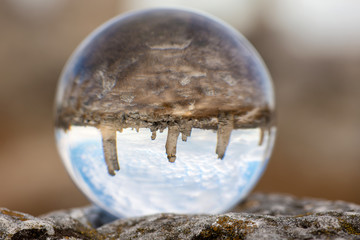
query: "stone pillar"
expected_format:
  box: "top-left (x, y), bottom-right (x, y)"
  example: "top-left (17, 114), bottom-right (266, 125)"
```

top-left (165, 125), bottom-right (180, 163)
top-left (99, 124), bottom-right (120, 176)
top-left (216, 114), bottom-right (234, 159)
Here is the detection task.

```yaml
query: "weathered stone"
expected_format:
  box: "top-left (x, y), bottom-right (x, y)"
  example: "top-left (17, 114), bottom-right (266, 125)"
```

top-left (1, 193), bottom-right (359, 239)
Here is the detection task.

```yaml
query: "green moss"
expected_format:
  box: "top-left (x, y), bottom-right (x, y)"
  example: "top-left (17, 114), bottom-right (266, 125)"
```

top-left (135, 227), bottom-right (156, 235)
top-left (293, 212), bottom-right (313, 218)
top-left (193, 216), bottom-right (256, 240)
top-left (1, 209), bottom-right (28, 221)
top-left (182, 227), bottom-right (192, 235)
top-left (311, 229), bottom-right (338, 236)
top-left (55, 227), bottom-right (107, 240)
top-left (338, 217), bottom-right (360, 235)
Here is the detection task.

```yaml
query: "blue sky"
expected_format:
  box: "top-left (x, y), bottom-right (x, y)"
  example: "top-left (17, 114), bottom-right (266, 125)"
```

top-left (56, 126), bottom-right (273, 217)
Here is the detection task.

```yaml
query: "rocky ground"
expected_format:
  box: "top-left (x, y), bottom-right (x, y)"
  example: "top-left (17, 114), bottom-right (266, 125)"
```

top-left (1, 193), bottom-right (360, 239)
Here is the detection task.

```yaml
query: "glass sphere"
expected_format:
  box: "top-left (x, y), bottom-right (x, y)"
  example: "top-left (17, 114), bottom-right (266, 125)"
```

top-left (54, 8), bottom-right (276, 218)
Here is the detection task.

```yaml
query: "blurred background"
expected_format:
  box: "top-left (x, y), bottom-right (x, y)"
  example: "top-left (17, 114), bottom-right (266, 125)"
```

top-left (0, 0), bottom-right (359, 216)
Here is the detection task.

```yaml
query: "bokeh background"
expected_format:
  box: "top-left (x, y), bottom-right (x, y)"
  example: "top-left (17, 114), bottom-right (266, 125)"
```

top-left (0, 0), bottom-right (359, 216)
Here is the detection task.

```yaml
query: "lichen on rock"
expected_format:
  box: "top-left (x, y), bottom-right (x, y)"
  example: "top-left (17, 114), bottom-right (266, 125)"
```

top-left (1, 193), bottom-right (360, 239)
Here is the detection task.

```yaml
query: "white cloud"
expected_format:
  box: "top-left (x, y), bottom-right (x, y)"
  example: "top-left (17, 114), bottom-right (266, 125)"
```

top-left (56, 126), bottom-right (273, 217)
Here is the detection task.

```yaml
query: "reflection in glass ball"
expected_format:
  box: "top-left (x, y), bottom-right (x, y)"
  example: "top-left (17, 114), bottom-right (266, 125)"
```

top-left (54, 8), bottom-right (276, 218)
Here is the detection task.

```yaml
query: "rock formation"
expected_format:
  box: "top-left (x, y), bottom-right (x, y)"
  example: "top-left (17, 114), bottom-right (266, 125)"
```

top-left (1, 193), bottom-right (359, 239)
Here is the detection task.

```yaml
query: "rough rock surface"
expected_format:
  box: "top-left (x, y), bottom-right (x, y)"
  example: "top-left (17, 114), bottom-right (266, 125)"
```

top-left (1, 193), bottom-right (360, 239)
